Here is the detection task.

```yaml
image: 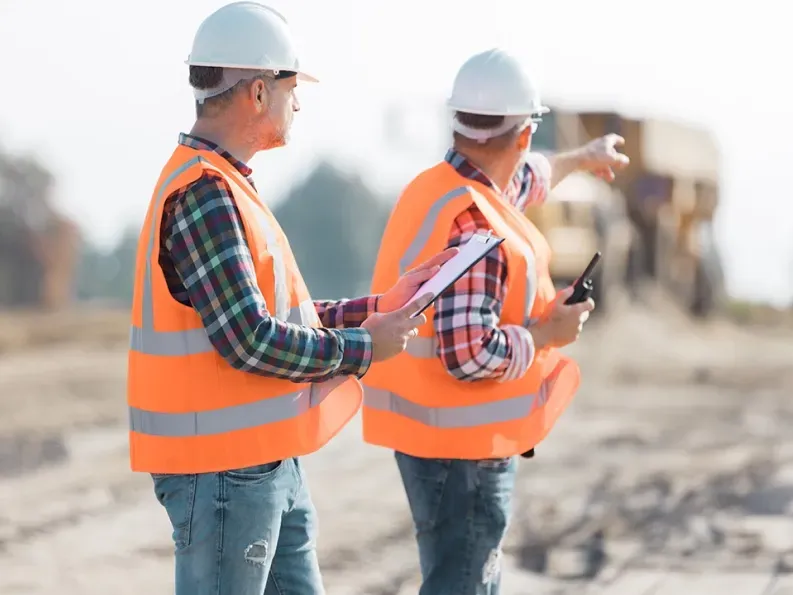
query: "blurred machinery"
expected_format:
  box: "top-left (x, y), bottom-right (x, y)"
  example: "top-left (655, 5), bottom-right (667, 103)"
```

top-left (524, 171), bottom-right (632, 312)
top-left (527, 108), bottom-right (724, 318)
top-left (0, 151), bottom-right (80, 310)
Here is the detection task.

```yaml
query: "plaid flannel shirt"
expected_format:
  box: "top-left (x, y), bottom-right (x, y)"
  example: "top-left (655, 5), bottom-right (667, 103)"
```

top-left (434, 149), bottom-right (551, 382)
top-left (158, 134), bottom-right (377, 383)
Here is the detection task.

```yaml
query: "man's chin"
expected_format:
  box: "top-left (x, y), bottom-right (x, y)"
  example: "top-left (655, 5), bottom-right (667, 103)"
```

top-left (263, 134), bottom-right (289, 151)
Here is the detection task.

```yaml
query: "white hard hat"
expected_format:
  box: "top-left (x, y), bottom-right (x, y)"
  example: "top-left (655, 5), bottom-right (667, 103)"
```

top-left (186, 2), bottom-right (317, 83)
top-left (447, 48), bottom-right (548, 117)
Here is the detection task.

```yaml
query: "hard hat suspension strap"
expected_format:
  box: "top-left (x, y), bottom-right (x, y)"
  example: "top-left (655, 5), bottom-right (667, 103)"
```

top-left (451, 113), bottom-right (529, 143)
top-left (192, 68), bottom-right (270, 104)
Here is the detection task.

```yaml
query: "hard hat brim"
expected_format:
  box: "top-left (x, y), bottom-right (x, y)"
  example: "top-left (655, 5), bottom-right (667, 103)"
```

top-left (446, 101), bottom-right (550, 117)
top-left (297, 71), bottom-right (318, 83)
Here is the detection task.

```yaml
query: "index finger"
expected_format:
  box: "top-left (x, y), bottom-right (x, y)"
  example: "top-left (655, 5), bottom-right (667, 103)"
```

top-left (405, 313), bottom-right (427, 328)
top-left (615, 155), bottom-right (630, 168)
top-left (409, 248), bottom-right (459, 273)
top-left (396, 292), bottom-right (433, 318)
top-left (574, 298), bottom-right (595, 313)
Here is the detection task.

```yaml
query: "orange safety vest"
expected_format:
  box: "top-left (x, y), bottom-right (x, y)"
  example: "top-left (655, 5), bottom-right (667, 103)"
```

top-left (363, 162), bottom-right (581, 460)
top-left (127, 144), bottom-right (362, 474)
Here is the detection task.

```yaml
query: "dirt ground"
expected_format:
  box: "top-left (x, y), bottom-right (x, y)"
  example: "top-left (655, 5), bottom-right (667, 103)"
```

top-left (1, 296), bottom-right (792, 594)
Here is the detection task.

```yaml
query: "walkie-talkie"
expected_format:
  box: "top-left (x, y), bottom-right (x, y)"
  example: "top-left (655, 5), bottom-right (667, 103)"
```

top-left (563, 251), bottom-right (601, 305)
top-left (520, 251), bottom-right (602, 460)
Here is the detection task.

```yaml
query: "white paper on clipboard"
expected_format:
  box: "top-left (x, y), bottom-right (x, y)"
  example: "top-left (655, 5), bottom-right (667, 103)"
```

top-left (406, 232), bottom-right (505, 318)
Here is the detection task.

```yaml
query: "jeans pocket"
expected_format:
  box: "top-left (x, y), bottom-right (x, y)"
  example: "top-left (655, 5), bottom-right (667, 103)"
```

top-left (395, 452), bottom-right (450, 533)
top-left (395, 452), bottom-right (452, 479)
top-left (152, 474), bottom-right (197, 550)
top-left (223, 460), bottom-right (286, 483)
top-left (475, 457), bottom-right (517, 537)
top-left (477, 457), bottom-right (513, 471)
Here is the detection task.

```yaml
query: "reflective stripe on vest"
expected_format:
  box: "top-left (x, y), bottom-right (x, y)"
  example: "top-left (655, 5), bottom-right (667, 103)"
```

top-left (364, 379), bottom-right (550, 428)
top-left (130, 376), bottom-right (346, 437)
top-left (129, 156), bottom-right (313, 357)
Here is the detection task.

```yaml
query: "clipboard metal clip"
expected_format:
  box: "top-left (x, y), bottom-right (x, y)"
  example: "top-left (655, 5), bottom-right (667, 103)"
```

top-left (474, 230), bottom-right (494, 244)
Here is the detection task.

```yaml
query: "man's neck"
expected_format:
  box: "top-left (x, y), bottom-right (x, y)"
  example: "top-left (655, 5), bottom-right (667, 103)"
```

top-left (453, 147), bottom-right (517, 192)
top-left (190, 119), bottom-right (256, 164)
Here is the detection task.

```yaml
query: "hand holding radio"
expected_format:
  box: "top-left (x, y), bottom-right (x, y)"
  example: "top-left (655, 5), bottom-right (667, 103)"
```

top-left (533, 288), bottom-right (595, 348)
top-left (531, 252), bottom-right (600, 349)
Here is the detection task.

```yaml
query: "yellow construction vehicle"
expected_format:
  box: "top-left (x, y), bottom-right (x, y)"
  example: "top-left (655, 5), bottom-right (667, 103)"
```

top-left (526, 110), bottom-right (634, 312)
top-left (577, 112), bottom-right (724, 317)
top-left (526, 108), bottom-right (724, 318)
top-left (524, 172), bottom-right (633, 311)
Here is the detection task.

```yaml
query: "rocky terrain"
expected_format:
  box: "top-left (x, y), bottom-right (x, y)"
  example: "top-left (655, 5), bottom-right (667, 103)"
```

top-left (1, 298), bottom-right (791, 594)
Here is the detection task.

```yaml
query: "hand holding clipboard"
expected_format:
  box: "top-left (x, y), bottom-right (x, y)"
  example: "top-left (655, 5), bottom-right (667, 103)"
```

top-left (362, 248), bottom-right (461, 363)
top-left (402, 232), bottom-right (505, 318)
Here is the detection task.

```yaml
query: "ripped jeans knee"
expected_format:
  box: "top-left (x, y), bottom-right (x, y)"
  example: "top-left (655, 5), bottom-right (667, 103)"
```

top-left (244, 540), bottom-right (270, 567)
top-left (482, 546), bottom-right (503, 585)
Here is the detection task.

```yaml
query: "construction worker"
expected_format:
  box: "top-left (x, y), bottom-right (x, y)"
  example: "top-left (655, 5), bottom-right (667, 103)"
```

top-left (127, 3), bottom-right (454, 594)
top-left (363, 48), bottom-right (629, 594)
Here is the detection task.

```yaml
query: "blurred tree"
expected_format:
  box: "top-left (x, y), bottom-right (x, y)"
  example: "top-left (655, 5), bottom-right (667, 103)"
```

top-left (74, 227), bottom-right (138, 305)
top-left (0, 148), bottom-right (58, 307)
top-left (1, 154), bottom-right (394, 309)
top-left (274, 161), bottom-right (391, 299)
top-left (0, 207), bottom-right (42, 305)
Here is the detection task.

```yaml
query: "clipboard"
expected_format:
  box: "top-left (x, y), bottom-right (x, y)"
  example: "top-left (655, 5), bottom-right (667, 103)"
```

top-left (406, 231), bottom-right (506, 318)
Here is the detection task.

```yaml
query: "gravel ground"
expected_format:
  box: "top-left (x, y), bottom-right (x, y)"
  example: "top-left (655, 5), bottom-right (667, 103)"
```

top-left (1, 298), bottom-right (791, 594)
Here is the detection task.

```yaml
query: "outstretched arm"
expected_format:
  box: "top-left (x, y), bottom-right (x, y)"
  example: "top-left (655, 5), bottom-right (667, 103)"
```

top-left (549, 133), bottom-right (630, 189)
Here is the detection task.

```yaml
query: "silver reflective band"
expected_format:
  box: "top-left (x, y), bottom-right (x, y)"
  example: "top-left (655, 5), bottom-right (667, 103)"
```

top-left (129, 301), bottom-right (315, 356)
top-left (130, 377), bottom-right (348, 437)
top-left (129, 155), bottom-right (315, 357)
top-left (399, 186), bottom-right (469, 274)
top-left (399, 183), bottom-right (537, 327)
top-left (250, 207), bottom-right (290, 321)
top-left (129, 325), bottom-right (212, 356)
top-left (364, 382), bottom-right (549, 429)
top-left (521, 221), bottom-right (538, 326)
top-left (288, 298), bottom-right (320, 326)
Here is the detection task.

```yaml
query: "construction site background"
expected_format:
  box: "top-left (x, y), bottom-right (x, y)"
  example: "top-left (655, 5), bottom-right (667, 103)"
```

top-left (1, 110), bottom-right (788, 324)
top-left (2, 112), bottom-right (793, 594)
top-left (1, 0), bottom-right (792, 580)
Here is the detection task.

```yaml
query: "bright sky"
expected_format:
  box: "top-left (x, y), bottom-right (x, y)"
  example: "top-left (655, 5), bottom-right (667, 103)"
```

top-left (0, 0), bottom-right (790, 305)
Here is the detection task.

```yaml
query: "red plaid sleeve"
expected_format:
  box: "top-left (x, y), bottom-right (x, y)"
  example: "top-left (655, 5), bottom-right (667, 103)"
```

top-left (505, 152), bottom-right (552, 210)
top-left (432, 206), bottom-right (535, 382)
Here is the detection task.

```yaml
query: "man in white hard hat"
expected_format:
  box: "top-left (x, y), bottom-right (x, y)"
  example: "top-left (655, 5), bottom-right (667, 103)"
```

top-left (362, 48), bottom-right (629, 593)
top-left (127, 3), bottom-right (453, 594)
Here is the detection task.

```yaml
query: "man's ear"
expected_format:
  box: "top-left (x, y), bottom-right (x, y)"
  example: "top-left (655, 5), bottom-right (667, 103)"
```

top-left (517, 126), bottom-right (532, 151)
top-left (251, 79), bottom-right (268, 110)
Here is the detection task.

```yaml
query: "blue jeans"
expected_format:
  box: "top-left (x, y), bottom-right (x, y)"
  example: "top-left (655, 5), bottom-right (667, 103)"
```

top-left (152, 458), bottom-right (324, 595)
top-left (396, 452), bottom-right (518, 595)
